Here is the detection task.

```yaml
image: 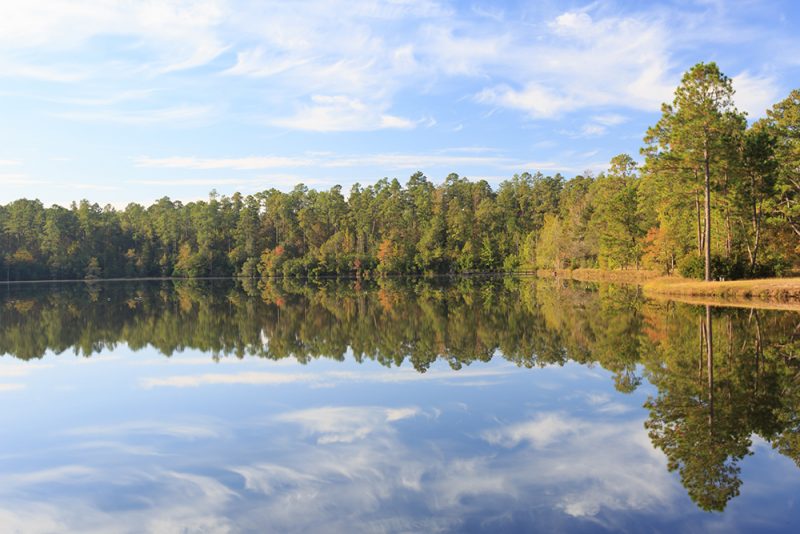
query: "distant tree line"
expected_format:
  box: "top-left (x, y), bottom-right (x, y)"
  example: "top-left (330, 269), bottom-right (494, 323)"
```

top-left (1, 62), bottom-right (798, 281)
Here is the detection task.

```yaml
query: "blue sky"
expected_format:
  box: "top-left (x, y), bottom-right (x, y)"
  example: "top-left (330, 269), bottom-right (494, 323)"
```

top-left (1, 0), bottom-right (799, 207)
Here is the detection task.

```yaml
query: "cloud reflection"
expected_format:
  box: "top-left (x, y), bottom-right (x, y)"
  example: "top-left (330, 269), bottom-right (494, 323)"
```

top-left (277, 406), bottom-right (419, 444)
top-left (140, 367), bottom-right (514, 389)
top-left (0, 401), bottom-right (686, 532)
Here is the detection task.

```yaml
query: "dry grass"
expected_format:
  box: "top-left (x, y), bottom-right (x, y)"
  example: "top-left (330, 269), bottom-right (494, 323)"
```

top-left (642, 292), bottom-right (800, 311)
top-left (540, 268), bottom-right (800, 310)
top-left (642, 277), bottom-right (800, 302)
top-left (537, 268), bottom-right (662, 283)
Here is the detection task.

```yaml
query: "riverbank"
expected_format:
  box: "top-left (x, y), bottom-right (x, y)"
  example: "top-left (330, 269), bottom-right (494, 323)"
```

top-left (541, 268), bottom-right (800, 308)
top-left (538, 268), bottom-right (662, 284)
top-left (642, 277), bottom-right (800, 301)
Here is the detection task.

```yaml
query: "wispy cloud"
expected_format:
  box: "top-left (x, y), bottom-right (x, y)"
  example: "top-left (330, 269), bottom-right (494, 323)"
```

top-left (592, 113), bottom-right (628, 126)
top-left (0, 0), bottom-right (228, 75)
top-left (0, 174), bottom-right (40, 186)
top-left (732, 71), bottom-right (781, 117)
top-left (0, 175), bottom-right (120, 191)
top-left (322, 152), bottom-right (514, 169)
top-left (271, 95), bottom-right (417, 132)
top-left (135, 155), bottom-right (312, 170)
top-left (131, 147), bottom-right (604, 184)
top-left (135, 150), bottom-right (518, 172)
top-left (53, 105), bottom-right (213, 125)
top-left (141, 371), bottom-right (317, 389)
top-left (127, 175), bottom-right (324, 189)
top-left (1, 465), bottom-right (96, 486)
top-left (0, 0), bottom-right (795, 207)
top-left (140, 367), bottom-right (514, 389)
top-left (66, 420), bottom-right (221, 440)
top-left (277, 406), bottom-right (419, 444)
top-left (473, 9), bottom-right (676, 119)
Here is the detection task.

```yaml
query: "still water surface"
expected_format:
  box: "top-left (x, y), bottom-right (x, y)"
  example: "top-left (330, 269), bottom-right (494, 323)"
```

top-left (0, 277), bottom-right (799, 532)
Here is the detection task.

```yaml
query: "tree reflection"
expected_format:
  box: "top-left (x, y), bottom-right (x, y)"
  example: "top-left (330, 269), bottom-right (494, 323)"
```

top-left (0, 277), bottom-right (799, 511)
top-left (645, 306), bottom-right (745, 511)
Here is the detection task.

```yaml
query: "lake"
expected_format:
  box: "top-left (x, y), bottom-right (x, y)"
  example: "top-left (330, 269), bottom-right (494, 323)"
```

top-left (0, 277), bottom-right (799, 533)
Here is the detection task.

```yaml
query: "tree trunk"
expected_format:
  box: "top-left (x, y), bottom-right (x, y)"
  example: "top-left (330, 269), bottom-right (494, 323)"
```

top-left (750, 174), bottom-right (762, 272)
top-left (695, 187), bottom-right (703, 256)
top-left (705, 305), bottom-right (714, 423)
top-left (704, 144), bottom-right (712, 281)
top-left (725, 213), bottom-right (732, 258)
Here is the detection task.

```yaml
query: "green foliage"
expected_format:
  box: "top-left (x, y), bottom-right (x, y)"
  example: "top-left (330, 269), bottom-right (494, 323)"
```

top-left (678, 254), bottom-right (747, 280)
top-left (1, 64), bottom-right (799, 281)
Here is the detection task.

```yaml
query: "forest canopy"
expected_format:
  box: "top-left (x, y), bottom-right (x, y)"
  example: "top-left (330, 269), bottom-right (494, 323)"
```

top-left (1, 62), bottom-right (799, 281)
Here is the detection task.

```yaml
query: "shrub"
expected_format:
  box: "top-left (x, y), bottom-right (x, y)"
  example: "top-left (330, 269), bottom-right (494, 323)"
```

top-left (678, 255), bottom-right (748, 280)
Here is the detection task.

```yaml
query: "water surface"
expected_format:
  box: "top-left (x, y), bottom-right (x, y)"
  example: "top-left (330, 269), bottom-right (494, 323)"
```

top-left (1, 278), bottom-right (799, 532)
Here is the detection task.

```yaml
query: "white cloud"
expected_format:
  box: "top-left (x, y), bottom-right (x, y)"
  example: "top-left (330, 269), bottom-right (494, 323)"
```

top-left (0, 61), bottom-right (90, 83)
top-left (0, 0), bottom-right (789, 145)
top-left (224, 47), bottom-right (316, 78)
top-left (579, 123), bottom-right (608, 137)
top-left (1, 465), bottom-right (96, 486)
top-left (128, 177), bottom-right (258, 186)
top-left (70, 183), bottom-right (121, 191)
top-left (420, 24), bottom-right (511, 76)
top-left (131, 149), bottom-right (589, 178)
top-left (133, 150), bottom-right (517, 173)
top-left (732, 71), bottom-right (781, 118)
top-left (272, 95), bottom-right (416, 132)
top-left (549, 11), bottom-right (593, 34)
top-left (0, 174), bottom-right (41, 186)
top-left (592, 113), bottom-right (628, 126)
top-left (55, 89), bottom-right (160, 108)
top-left (476, 83), bottom-right (578, 119)
top-left (511, 160), bottom-right (600, 173)
top-left (322, 152), bottom-right (513, 169)
top-left (474, 9), bottom-right (676, 119)
top-left (53, 105), bottom-right (213, 125)
top-left (66, 420), bottom-right (221, 440)
top-left (0, 0), bottom-right (228, 75)
top-left (135, 155), bottom-right (312, 170)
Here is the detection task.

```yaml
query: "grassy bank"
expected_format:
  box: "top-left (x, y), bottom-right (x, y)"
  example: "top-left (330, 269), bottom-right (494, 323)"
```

top-left (537, 268), bottom-right (662, 284)
top-left (543, 268), bottom-right (800, 309)
top-left (642, 277), bottom-right (800, 302)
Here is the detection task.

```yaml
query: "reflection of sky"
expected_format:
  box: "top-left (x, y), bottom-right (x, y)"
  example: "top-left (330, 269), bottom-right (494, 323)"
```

top-left (0, 348), bottom-right (799, 532)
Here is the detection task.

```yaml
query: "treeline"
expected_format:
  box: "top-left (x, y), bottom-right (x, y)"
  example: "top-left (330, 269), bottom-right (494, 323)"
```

top-left (1, 62), bottom-right (798, 281)
top-left (0, 174), bottom-right (567, 280)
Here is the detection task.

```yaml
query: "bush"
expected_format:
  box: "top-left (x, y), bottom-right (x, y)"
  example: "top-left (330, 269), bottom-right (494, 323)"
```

top-left (502, 254), bottom-right (520, 272)
top-left (678, 255), bottom-right (748, 280)
top-left (281, 258), bottom-right (309, 278)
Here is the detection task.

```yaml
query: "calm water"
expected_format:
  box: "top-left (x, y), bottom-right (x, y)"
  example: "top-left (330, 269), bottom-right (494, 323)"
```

top-left (1, 277), bottom-right (799, 533)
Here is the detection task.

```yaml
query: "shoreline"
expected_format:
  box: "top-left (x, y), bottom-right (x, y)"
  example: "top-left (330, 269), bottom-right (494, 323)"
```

top-left (542, 268), bottom-right (800, 310)
top-left (4, 269), bottom-right (800, 311)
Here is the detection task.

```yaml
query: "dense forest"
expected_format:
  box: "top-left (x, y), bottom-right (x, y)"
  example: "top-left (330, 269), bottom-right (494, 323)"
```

top-left (2, 277), bottom-right (800, 511)
top-left (1, 62), bottom-right (799, 282)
